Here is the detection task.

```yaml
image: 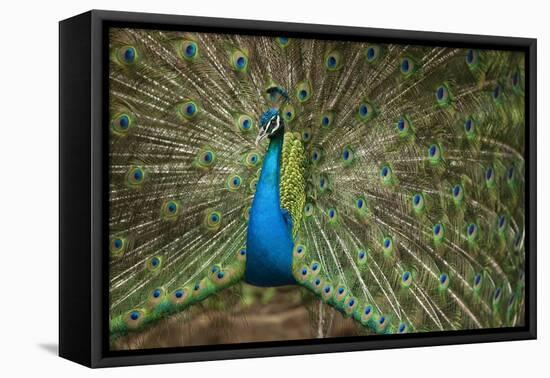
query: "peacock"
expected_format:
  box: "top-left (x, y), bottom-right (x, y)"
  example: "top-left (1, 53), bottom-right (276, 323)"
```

top-left (108, 27), bottom-right (526, 344)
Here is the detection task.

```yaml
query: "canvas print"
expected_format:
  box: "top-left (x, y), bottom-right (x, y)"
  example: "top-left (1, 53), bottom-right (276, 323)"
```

top-left (108, 27), bottom-right (526, 351)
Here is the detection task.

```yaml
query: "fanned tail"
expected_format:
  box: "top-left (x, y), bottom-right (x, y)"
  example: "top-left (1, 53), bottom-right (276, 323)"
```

top-left (108, 27), bottom-right (525, 341)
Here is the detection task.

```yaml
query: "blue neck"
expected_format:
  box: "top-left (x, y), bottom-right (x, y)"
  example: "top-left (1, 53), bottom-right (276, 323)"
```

top-left (245, 131), bottom-right (295, 286)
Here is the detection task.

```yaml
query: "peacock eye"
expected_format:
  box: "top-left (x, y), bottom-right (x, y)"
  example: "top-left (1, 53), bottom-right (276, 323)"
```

top-left (293, 244), bottom-right (307, 259)
top-left (396, 116), bottom-right (412, 137)
top-left (245, 152), bottom-right (260, 167)
top-left (357, 101), bottom-right (376, 121)
top-left (345, 297), bottom-right (357, 315)
top-left (123, 47), bottom-right (136, 62)
top-left (320, 112), bottom-right (334, 128)
top-left (341, 145), bottom-right (355, 164)
top-left (282, 104), bottom-right (295, 122)
top-left (146, 256), bottom-right (162, 272)
top-left (161, 199), bottom-right (181, 220)
top-left (439, 273), bottom-right (450, 290)
top-left (452, 184), bottom-right (464, 204)
top-left (295, 81), bottom-right (312, 102)
top-left (355, 196), bottom-right (368, 211)
top-left (435, 84), bottom-right (451, 106)
top-left (398, 323), bottom-right (408, 333)
top-left (485, 166), bottom-right (496, 187)
top-left (327, 208), bottom-right (337, 223)
top-left (114, 238), bottom-right (122, 249)
top-left (325, 50), bottom-right (342, 71)
top-left (204, 210), bottom-right (222, 230)
top-left (226, 174), bottom-right (242, 191)
top-left (195, 147), bottom-right (216, 168)
top-left (427, 143), bottom-right (442, 164)
top-left (311, 147), bottom-right (322, 163)
top-left (145, 287), bottom-right (165, 308)
top-left (466, 222), bottom-right (479, 242)
top-left (382, 236), bottom-right (393, 256)
top-left (400, 56), bottom-right (417, 77)
top-left (304, 203), bottom-right (314, 217)
top-left (181, 40), bottom-right (198, 60)
top-left (464, 118), bottom-right (475, 138)
top-left (111, 112), bottom-right (134, 134)
top-left (401, 271), bottom-right (412, 287)
top-left (236, 114), bottom-right (254, 132)
top-left (380, 165), bottom-right (393, 185)
top-left (276, 36), bottom-right (290, 47)
top-left (179, 100), bottom-right (199, 120)
top-left (433, 223), bottom-right (445, 244)
top-left (116, 45), bottom-right (138, 65)
top-left (170, 287), bottom-right (191, 304)
top-left (249, 178), bottom-right (257, 192)
top-left (366, 45), bottom-right (381, 62)
top-left (302, 128), bottom-right (312, 142)
top-left (493, 287), bottom-right (502, 304)
top-left (318, 175), bottom-right (329, 192)
top-left (110, 236), bottom-right (128, 257)
top-left (231, 49), bottom-right (248, 72)
top-left (378, 315), bottom-right (388, 330)
top-left (357, 249), bottom-right (367, 264)
top-left (473, 273), bottom-right (483, 290)
top-left (361, 304), bottom-right (374, 324)
top-left (497, 215), bottom-right (507, 233)
top-left (126, 166), bottom-right (145, 188)
top-left (336, 285), bottom-right (346, 298)
top-left (465, 49), bottom-right (479, 67)
top-left (433, 223), bottom-right (444, 236)
top-left (411, 193), bottom-right (425, 213)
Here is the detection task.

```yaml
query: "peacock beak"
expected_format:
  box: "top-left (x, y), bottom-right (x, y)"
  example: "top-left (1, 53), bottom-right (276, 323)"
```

top-left (255, 128), bottom-right (268, 146)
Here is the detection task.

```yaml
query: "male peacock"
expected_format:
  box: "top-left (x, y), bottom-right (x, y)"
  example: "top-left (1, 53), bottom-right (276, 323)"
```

top-left (108, 28), bottom-right (525, 343)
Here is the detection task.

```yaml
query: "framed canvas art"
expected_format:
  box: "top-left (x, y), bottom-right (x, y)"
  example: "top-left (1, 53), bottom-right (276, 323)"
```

top-left (59, 10), bottom-right (537, 368)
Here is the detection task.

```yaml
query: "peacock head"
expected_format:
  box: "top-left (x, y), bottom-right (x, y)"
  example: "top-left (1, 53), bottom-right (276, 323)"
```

top-left (256, 107), bottom-right (285, 146)
top-left (256, 86), bottom-right (288, 145)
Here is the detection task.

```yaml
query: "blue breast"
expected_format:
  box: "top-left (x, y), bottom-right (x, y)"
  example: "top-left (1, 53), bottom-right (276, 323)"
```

top-left (245, 130), bottom-right (296, 287)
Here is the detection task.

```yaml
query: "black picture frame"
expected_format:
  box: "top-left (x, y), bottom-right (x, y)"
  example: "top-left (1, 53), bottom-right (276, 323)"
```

top-left (59, 9), bottom-right (537, 368)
